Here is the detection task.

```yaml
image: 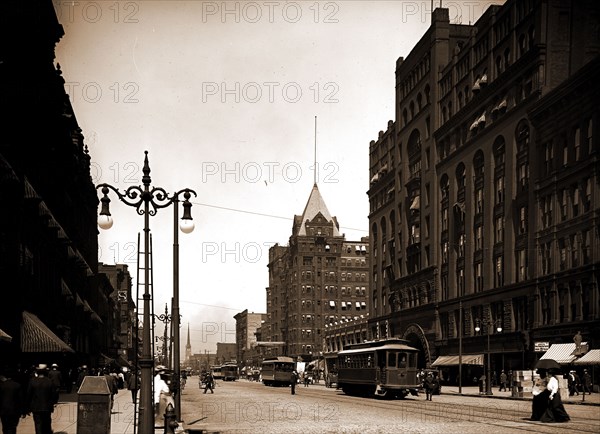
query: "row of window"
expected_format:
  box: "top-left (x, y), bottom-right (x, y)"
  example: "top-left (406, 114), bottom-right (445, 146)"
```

top-left (300, 285), bottom-right (367, 295)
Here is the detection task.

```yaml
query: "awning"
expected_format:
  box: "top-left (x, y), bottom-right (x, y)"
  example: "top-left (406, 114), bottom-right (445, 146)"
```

top-left (431, 354), bottom-right (484, 367)
top-left (117, 355), bottom-right (131, 367)
top-left (540, 342), bottom-right (588, 364)
top-left (21, 311), bottom-right (74, 353)
top-left (329, 301), bottom-right (336, 307)
top-left (410, 195), bottom-right (420, 211)
top-left (0, 328), bottom-right (12, 342)
top-left (574, 349), bottom-right (600, 365)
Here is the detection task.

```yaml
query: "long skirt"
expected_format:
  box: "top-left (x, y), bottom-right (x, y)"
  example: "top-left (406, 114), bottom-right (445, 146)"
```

top-left (531, 390), bottom-right (550, 421)
top-left (540, 393), bottom-right (570, 423)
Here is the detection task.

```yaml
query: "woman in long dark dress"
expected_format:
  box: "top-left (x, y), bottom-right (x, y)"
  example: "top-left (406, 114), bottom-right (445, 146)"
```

top-left (531, 369), bottom-right (550, 421)
top-left (540, 370), bottom-right (570, 423)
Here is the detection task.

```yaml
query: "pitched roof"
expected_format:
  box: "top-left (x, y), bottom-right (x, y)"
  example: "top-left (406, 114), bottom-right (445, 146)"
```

top-left (297, 184), bottom-right (340, 236)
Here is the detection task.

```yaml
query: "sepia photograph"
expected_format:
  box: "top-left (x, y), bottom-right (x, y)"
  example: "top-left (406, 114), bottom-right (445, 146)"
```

top-left (1, 0), bottom-right (599, 433)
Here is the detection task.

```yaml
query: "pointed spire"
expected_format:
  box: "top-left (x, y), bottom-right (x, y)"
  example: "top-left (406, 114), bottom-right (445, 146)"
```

top-left (297, 183), bottom-right (340, 236)
top-left (186, 323), bottom-right (191, 348)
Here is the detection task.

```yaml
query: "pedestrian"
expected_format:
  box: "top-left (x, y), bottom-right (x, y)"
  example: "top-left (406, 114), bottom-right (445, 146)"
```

top-left (103, 369), bottom-right (118, 409)
top-left (127, 371), bottom-right (139, 404)
top-left (499, 370), bottom-right (507, 392)
top-left (540, 369), bottom-right (570, 423)
top-left (582, 369), bottom-right (592, 394)
top-left (531, 369), bottom-right (549, 421)
top-left (47, 364), bottom-right (62, 397)
top-left (424, 372), bottom-right (437, 401)
top-left (290, 370), bottom-right (298, 395)
top-left (573, 371), bottom-right (582, 395)
top-left (567, 370), bottom-right (578, 396)
top-left (26, 364), bottom-right (58, 434)
top-left (507, 370), bottom-right (513, 390)
top-left (303, 372), bottom-right (310, 387)
top-left (0, 368), bottom-right (26, 434)
top-left (154, 366), bottom-right (172, 427)
top-left (117, 370), bottom-right (125, 389)
top-left (203, 371), bottom-right (214, 394)
top-left (479, 373), bottom-right (486, 394)
top-left (76, 365), bottom-right (88, 389)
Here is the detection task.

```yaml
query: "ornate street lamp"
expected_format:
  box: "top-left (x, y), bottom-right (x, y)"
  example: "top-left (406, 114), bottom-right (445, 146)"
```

top-left (97, 151), bottom-right (196, 432)
top-left (475, 318), bottom-right (503, 396)
top-left (155, 304), bottom-right (172, 368)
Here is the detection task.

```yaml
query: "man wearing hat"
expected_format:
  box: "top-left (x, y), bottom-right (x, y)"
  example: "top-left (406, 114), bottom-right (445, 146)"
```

top-left (582, 369), bottom-right (592, 395)
top-left (0, 367), bottom-right (26, 434)
top-left (48, 364), bottom-right (62, 397)
top-left (27, 364), bottom-right (58, 434)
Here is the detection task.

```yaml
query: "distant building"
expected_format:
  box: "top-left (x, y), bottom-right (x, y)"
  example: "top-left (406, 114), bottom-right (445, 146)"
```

top-left (98, 263), bottom-right (135, 367)
top-left (234, 309), bottom-right (266, 367)
top-left (266, 184), bottom-right (370, 360)
top-left (216, 342), bottom-right (237, 364)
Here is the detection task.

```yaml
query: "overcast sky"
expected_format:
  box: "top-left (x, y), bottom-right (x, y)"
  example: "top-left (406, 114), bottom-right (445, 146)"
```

top-left (54, 0), bottom-right (498, 357)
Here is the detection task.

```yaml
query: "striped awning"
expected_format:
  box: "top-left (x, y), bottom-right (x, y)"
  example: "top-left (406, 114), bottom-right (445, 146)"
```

top-left (574, 349), bottom-right (600, 365)
top-left (21, 311), bottom-right (74, 353)
top-left (540, 342), bottom-right (587, 364)
top-left (431, 354), bottom-right (484, 367)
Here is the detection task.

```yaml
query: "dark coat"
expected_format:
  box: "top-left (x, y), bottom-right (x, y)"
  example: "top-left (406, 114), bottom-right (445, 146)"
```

top-left (127, 374), bottom-right (139, 391)
top-left (27, 375), bottom-right (57, 413)
top-left (48, 369), bottom-right (62, 389)
top-left (0, 378), bottom-right (25, 417)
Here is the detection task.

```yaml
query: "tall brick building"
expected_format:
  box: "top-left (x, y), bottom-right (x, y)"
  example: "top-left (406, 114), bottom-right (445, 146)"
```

top-left (266, 184), bottom-right (369, 360)
top-left (368, 0), bottom-right (599, 378)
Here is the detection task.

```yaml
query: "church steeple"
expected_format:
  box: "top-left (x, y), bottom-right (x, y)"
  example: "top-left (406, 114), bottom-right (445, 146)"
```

top-left (185, 323), bottom-right (192, 363)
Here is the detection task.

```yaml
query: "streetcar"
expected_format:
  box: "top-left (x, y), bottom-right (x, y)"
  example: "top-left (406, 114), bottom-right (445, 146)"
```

top-left (221, 363), bottom-right (239, 381)
top-left (261, 356), bottom-right (295, 386)
top-left (337, 338), bottom-right (421, 398)
top-left (210, 365), bottom-right (223, 380)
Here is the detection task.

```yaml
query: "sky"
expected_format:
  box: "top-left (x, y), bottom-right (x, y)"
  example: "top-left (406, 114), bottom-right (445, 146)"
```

top-left (54, 0), bottom-right (499, 357)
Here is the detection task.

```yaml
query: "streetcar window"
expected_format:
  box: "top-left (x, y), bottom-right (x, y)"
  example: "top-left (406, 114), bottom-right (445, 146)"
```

top-left (410, 353), bottom-right (418, 367)
top-left (387, 352), bottom-right (397, 368)
top-left (398, 354), bottom-right (407, 368)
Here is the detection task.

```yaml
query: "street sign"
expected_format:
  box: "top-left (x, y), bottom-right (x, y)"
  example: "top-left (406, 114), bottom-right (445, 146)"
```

top-left (534, 341), bottom-right (550, 352)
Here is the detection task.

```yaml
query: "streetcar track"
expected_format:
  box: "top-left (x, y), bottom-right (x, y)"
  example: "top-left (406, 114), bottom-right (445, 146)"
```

top-left (290, 385), bottom-right (600, 433)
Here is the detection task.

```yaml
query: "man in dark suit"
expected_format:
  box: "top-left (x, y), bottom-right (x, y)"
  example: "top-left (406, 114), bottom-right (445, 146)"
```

top-left (48, 364), bottom-right (62, 397)
top-left (26, 364), bottom-right (58, 434)
top-left (0, 368), bottom-right (25, 434)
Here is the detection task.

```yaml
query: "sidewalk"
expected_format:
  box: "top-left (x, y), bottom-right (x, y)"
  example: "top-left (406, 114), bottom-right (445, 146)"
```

top-left (440, 385), bottom-right (600, 405)
top-left (16, 388), bottom-right (166, 434)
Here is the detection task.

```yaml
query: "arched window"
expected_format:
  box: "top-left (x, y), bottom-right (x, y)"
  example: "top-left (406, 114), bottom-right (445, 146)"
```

top-left (516, 120), bottom-right (530, 153)
top-left (408, 129), bottom-right (421, 160)
top-left (416, 93), bottom-right (422, 111)
top-left (408, 129), bottom-right (422, 178)
top-left (528, 26), bottom-right (535, 50)
top-left (440, 174), bottom-right (450, 199)
top-left (380, 216), bottom-right (387, 260)
top-left (473, 150), bottom-right (485, 178)
top-left (493, 135), bottom-right (506, 167)
top-left (424, 84), bottom-right (431, 104)
top-left (402, 109), bottom-right (408, 126)
top-left (455, 163), bottom-right (466, 190)
top-left (409, 101), bottom-right (415, 119)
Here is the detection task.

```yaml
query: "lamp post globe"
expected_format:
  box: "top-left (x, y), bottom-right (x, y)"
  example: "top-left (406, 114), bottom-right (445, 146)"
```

top-left (98, 214), bottom-right (113, 230)
top-left (179, 219), bottom-right (195, 234)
